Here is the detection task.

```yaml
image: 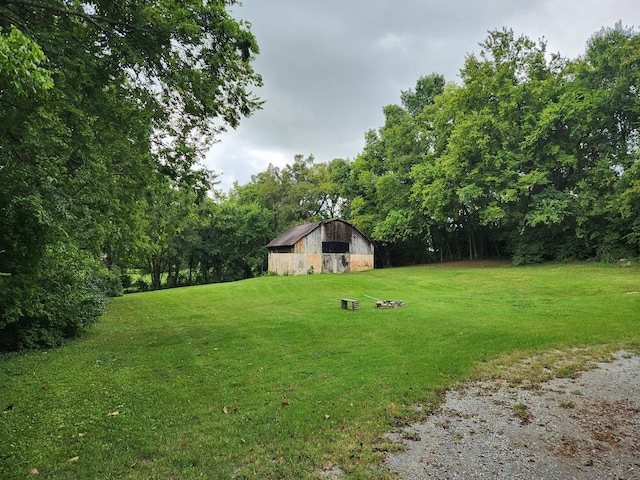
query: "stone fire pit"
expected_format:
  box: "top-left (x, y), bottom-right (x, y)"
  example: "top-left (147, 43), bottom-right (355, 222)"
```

top-left (375, 300), bottom-right (405, 309)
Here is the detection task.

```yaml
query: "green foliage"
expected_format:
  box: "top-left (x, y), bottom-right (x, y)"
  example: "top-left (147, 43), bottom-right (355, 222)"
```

top-left (0, 244), bottom-right (107, 350)
top-left (186, 200), bottom-right (273, 283)
top-left (0, 26), bottom-right (53, 96)
top-left (400, 73), bottom-right (445, 117)
top-left (372, 209), bottom-right (418, 245)
top-left (133, 277), bottom-right (150, 293)
top-left (99, 266), bottom-right (124, 298)
top-left (396, 26), bottom-right (640, 264)
top-left (225, 23), bottom-right (640, 269)
top-left (344, 97), bottom-right (437, 265)
top-left (1, 263), bottom-right (638, 477)
top-left (130, 182), bottom-right (274, 291)
top-left (231, 154), bottom-right (343, 236)
top-left (0, 1), bottom-right (262, 345)
top-left (618, 157), bottom-right (640, 250)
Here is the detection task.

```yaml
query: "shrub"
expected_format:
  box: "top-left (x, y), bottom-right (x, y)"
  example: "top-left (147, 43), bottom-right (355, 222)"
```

top-left (511, 237), bottom-right (546, 265)
top-left (133, 278), bottom-right (150, 292)
top-left (120, 271), bottom-right (133, 289)
top-left (0, 243), bottom-right (107, 350)
top-left (100, 266), bottom-right (124, 297)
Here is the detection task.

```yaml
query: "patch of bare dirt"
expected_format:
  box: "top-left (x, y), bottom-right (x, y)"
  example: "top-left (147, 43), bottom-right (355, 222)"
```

top-left (386, 351), bottom-right (640, 479)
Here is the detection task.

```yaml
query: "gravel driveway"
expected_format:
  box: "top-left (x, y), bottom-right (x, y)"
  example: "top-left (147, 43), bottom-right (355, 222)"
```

top-left (386, 351), bottom-right (640, 479)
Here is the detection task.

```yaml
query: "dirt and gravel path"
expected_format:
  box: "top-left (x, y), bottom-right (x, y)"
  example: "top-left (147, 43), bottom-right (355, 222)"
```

top-left (386, 351), bottom-right (640, 479)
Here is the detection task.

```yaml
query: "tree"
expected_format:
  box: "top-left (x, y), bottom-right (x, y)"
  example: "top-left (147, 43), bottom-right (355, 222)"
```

top-left (408, 26), bottom-right (640, 264)
top-left (400, 73), bottom-right (445, 117)
top-left (412, 29), bottom-right (568, 262)
top-left (0, 25), bottom-right (53, 96)
top-left (345, 76), bottom-right (445, 266)
top-left (231, 154), bottom-right (343, 237)
top-left (566, 23), bottom-right (640, 260)
top-left (138, 175), bottom-right (195, 291)
top-left (190, 200), bottom-right (272, 283)
top-left (0, 25), bottom-right (55, 278)
top-left (0, 0), bottom-right (262, 349)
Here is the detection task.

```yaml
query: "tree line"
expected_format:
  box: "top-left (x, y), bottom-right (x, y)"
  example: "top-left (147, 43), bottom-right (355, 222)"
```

top-left (235, 24), bottom-right (640, 268)
top-left (1, 7), bottom-right (638, 350)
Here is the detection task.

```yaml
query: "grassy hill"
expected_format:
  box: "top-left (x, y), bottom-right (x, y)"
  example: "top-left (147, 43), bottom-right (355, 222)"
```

top-left (1, 262), bottom-right (639, 478)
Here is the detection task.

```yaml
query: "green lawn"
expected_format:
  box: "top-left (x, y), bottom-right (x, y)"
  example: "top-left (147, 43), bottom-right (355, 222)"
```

top-left (1, 262), bottom-right (639, 479)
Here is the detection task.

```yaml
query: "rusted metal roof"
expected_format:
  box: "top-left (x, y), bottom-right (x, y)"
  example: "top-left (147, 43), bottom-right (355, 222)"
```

top-left (266, 221), bottom-right (321, 248)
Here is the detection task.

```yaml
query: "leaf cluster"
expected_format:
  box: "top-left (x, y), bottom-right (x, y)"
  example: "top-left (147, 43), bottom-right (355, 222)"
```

top-left (0, 0), bottom-right (263, 349)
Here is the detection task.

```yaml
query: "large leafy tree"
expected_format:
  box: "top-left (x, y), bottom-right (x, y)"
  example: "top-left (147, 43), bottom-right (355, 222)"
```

top-left (0, 0), bottom-right (262, 349)
top-left (137, 169), bottom-right (212, 291)
top-left (231, 154), bottom-right (342, 236)
top-left (565, 23), bottom-right (640, 260)
top-left (413, 29), bottom-right (566, 262)
top-left (186, 199), bottom-right (273, 284)
top-left (400, 73), bottom-right (446, 117)
top-left (362, 26), bottom-right (639, 265)
top-left (344, 75), bottom-right (445, 266)
top-left (502, 24), bottom-right (640, 262)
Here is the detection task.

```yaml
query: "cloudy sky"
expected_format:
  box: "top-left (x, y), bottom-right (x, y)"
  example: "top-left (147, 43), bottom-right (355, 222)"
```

top-left (205, 0), bottom-right (640, 192)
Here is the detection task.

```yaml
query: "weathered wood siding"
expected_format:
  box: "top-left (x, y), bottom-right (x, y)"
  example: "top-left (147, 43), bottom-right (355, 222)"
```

top-left (268, 252), bottom-right (373, 275)
top-left (300, 228), bottom-right (322, 254)
top-left (322, 220), bottom-right (350, 243)
top-left (349, 232), bottom-right (374, 255)
top-left (267, 219), bottom-right (374, 275)
top-left (349, 253), bottom-right (374, 271)
top-left (267, 252), bottom-right (322, 276)
top-left (320, 253), bottom-right (374, 273)
top-left (321, 253), bottom-right (347, 273)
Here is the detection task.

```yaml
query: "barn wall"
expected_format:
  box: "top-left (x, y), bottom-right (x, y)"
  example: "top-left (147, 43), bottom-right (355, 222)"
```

top-left (268, 251), bottom-right (373, 275)
top-left (321, 253), bottom-right (348, 273)
top-left (349, 254), bottom-right (374, 272)
top-left (350, 232), bottom-right (374, 255)
top-left (305, 253), bottom-right (322, 273)
top-left (318, 253), bottom-right (374, 273)
top-left (267, 251), bottom-right (292, 275)
top-left (267, 220), bottom-right (374, 275)
top-left (268, 252), bottom-right (323, 275)
top-left (304, 228), bottom-right (323, 253)
top-left (322, 220), bottom-right (350, 242)
top-left (292, 238), bottom-right (304, 254)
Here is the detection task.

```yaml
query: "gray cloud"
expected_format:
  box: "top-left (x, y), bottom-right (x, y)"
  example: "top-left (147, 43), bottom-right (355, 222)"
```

top-left (205, 0), bottom-right (640, 191)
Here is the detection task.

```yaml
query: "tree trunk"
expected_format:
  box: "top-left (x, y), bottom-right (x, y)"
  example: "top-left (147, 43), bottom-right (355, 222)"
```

top-left (468, 229), bottom-right (478, 260)
top-left (166, 262), bottom-right (174, 288)
top-left (384, 247), bottom-right (392, 268)
top-left (148, 253), bottom-right (164, 290)
top-left (151, 265), bottom-right (162, 290)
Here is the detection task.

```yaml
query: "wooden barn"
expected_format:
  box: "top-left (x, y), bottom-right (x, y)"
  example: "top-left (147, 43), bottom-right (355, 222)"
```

top-left (266, 219), bottom-right (374, 275)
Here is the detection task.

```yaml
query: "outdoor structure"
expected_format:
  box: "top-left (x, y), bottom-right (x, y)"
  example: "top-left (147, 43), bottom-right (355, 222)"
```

top-left (266, 219), bottom-right (374, 275)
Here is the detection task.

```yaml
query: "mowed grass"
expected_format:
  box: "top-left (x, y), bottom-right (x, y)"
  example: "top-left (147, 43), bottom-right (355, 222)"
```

top-left (1, 262), bottom-right (639, 479)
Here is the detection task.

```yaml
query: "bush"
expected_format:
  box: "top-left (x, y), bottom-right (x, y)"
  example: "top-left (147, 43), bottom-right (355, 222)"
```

top-left (120, 271), bottom-right (133, 289)
top-left (511, 236), bottom-right (546, 265)
top-left (0, 243), bottom-right (107, 351)
top-left (133, 278), bottom-right (150, 292)
top-left (100, 266), bottom-right (124, 297)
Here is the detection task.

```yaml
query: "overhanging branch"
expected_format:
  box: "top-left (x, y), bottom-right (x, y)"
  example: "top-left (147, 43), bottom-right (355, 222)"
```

top-left (0, 0), bottom-right (121, 27)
